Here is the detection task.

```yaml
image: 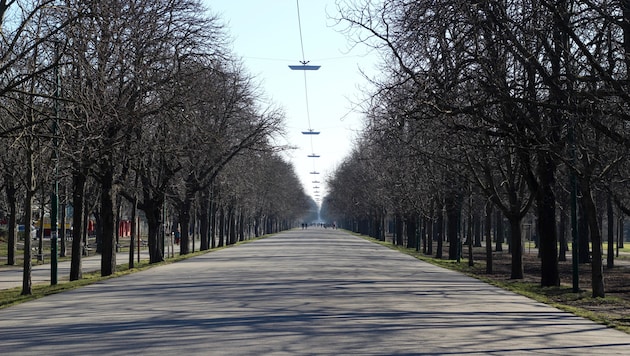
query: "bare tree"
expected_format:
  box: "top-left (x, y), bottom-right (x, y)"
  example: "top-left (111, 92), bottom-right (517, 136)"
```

top-left (168, 61), bottom-right (285, 255)
top-left (0, 0), bottom-right (76, 294)
top-left (60, 0), bottom-right (220, 274)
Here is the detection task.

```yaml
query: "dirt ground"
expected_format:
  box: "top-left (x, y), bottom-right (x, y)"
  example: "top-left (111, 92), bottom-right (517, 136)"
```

top-left (464, 245), bottom-right (630, 331)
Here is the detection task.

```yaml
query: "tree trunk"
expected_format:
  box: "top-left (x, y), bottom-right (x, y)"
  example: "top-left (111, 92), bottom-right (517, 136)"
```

top-left (94, 210), bottom-right (102, 254)
top-left (200, 195), bottom-right (210, 250)
top-left (100, 167), bottom-right (117, 276)
top-left (495, 209), bottom-right (504, 252)
top-left (5, 178), bottom-right (17, 265)
top-left (473, 211), bottom-right (482, 247)
top-left (580, 181), bottom-right (605, 298)
top-left (536, 152), bottom-right (560, 287)
top-left (115, 197), bottom-right (121, 253)
top-left (468, 210), bottom-right (474, 267)
top-left (218, 207), bottom-right (225, 247)
top-left (435, 207), bottom-right (443, 259)
top-left (426, 216), bottom-right (433, 255)
top-left (508, 214), bottom-right (523, 279)
top-left (60, 201), bottom-right (67, 258)
top-left (445, 194), bottom-right (460, 260)
top-left (238, 211), bottom-right (245, 242)
top-left (406, 215), bottom-right (416, 249)
top-left (129, 195), bottom-right (136, 268)
top-left (228, 206), bottom-right (236, 245)
top-left (178, 198), bottom-right (192, 255)
top-left (159, 204), bottom-right (165, 257)
top-left (578, 195), bottom-right (591, 263)
top-left (607, 195), bottom-right (614, 269)
top-left (372, 215), bottom-right (381, 240)
top-left (253, 215), bottom-right (260, 238)
top-left (70, 170), bottom-right (85, 281)
top-left (417, 217), bottom-right (424, 252)
top-left (381, 214), bottom-right (386, 241)
top-left (145, 202), bottom-right (164, 263)
top-left (38, 187), bottom-right (44, 262)
top-left (395, 214), bottom-right (404, 246)
top-left (617, 213), bottom-right (625, 249)
top-left (83, 207), bottom-right (89, 256)
top-left (190, 211), bottom-right (196, 253)
top-left (271, 217), bottom-right (276, 234)
top-left (210, 203), bottom-right (217, 248)
top-left (21, 145), bottom-right (36, 295)
top-left (485, 202), bottom-right (493, 274)
top-left (558, 208), bottom-right (567, 262)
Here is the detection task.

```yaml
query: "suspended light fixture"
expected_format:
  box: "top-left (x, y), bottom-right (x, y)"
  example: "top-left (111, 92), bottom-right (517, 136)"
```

top-left (289, 60), bottom-right (321, 71)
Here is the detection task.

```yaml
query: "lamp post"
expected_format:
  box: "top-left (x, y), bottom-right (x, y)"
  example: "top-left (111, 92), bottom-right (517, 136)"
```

top-left (569, 124), bottom-right (579, 292)
top-left (51, 40), bottom-right (61, 285)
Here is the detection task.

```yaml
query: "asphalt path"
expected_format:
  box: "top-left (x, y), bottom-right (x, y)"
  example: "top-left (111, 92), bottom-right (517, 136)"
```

top-left (1, 228), bottom-right (629, 355)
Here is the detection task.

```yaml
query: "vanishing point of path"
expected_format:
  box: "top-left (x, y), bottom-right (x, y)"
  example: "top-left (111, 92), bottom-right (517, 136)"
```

top-left (1, 229), bottom-right (629, 355)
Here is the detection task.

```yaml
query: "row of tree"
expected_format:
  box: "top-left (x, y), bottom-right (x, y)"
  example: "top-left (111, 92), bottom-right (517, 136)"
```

top-left (0, 0), bottom-right (312, 295)
top-left (323, 0), bottom-right (630, 298)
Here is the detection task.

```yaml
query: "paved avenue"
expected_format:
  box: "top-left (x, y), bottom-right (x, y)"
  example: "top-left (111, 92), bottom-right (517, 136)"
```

top-left (1, 229), bottom-right (628, 355)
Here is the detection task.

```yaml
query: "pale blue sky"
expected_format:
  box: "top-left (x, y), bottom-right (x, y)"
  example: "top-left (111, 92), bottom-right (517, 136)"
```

top-left (203, 0), bottom-right (378, 204)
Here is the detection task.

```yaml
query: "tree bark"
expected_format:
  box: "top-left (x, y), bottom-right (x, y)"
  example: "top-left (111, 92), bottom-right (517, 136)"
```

top-left (419, 217), bottom-right (425, 253)
top-left (536, 152), bottom-right (560, 287)
top-left (467, 210), bottom-right (474, 267)
top-left (426, 216), bottom-right (433, 255)
top-left (228, 206), bottom-right (236, 245)
top-left (21, 146), bottom-right (36, 295)
top-left (406, 215), bottom-right (416, 249)
top-left (217, 207), bottom-right (225, 247)
top-left (372, 214), bottom-right (382, 241)
top-left (190, 211), bottom-right (196, 253)
top-left (473, 211), bottom-right (482, 247)
top-left (60, 201), bottom-right (67, 258)
top-left (144, 202), bottom-right (164, 263)
top-left (580, 181), bottom-right (605, 297)
top-left (238, 211), bottom-right (245, 242)
top-left (70, 170), bottom-right (86, 281)
top-left (178, 197), bottom-right (192, 255)
top-left (508, 214), bottom-right (523, 279)
top-left (200, 194), bottom-right (210, 250)
top-left (607, 195), bottom-right (614, 269)
top-left (558, 208), bottom-right (567, 262)
top-left (619, 215), bottom-right (624, 250)
top-left (495, 209), bottom-right (504, 252)
top-left (210, 203), bottom-right (217, 248)
top-left (100, 167), bottom-right (116, 276)
top-left (578, 194), bottom-right (591, 263)
top-left (253, 215), bottom-right (260, 239)
top-left (5, 177), bottom-right (17, 265)
top-left (485, 202), bottom-right (493, 274)
top-left (445, 194), bottom-right (460, 260)
top-left (129, 195), bottom-right (136, 268)
top-left (395, 214), bottom-right (404, 246)
top-left (435, 207), bottom-right (443, 259)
